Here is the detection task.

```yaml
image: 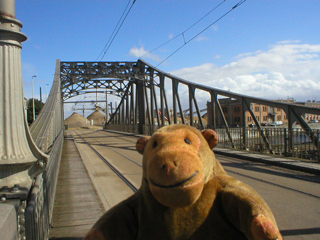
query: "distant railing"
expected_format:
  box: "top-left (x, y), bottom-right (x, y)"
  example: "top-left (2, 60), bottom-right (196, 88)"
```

top-left (216, 127), bottom-right (320, 162)
top-left (24, 60), bottom-right (64, 240)
top-left (106, 123), bottom-right (320, 163)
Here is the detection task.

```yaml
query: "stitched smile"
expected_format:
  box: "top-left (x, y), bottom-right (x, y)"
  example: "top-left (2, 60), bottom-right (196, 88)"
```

top-left (150, 171), bottom-right (199, 189)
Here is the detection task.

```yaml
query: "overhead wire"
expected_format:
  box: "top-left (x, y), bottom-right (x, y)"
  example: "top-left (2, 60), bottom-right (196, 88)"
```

top-left (156, 0), bottom-right (246, 67)
top-left (139, 0), bottom-right (227, 60)
top-left (97, 0), bottom-right (137, 61)
top-left (96, 0), bottom-right (131, 61)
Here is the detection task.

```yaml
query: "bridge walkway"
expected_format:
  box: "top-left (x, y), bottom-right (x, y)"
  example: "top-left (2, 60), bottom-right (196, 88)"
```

top-left (48, 129), bottom-right (320, 240)
top-left (49, 131), bottom-right (104, 240)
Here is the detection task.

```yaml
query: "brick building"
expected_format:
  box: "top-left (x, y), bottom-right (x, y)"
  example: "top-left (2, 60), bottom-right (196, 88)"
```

top-left (296, 100), bottom-right (320, 122)
top-left (206, 98), bottom-right (295, 127)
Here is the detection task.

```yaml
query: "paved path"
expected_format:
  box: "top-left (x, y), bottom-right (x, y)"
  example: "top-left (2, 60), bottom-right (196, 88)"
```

top-left (214, 147), bottom-right (320, 175)
top-left (49, 132), bottom-right (104, 239)
top-left (49, 129), bottom-right (320, 240)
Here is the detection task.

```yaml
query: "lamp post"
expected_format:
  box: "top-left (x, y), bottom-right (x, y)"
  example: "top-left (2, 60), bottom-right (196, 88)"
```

top-left (32, 75), bottom-right (37, 121)
top-left (0, 0), bottom-right (47, 191)
top-left (46, 83), bottom-right (49, 101)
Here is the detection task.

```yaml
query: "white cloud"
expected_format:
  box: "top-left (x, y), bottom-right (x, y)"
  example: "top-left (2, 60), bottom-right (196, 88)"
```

top-left (195, 36), bottom-right (209, 42)
top-left (170, 42), bottom-right (320, 101)
top-left (211, 25), bottom-right (219, 32)
top-left (277, 40), bottom-right (301, 44)
top-left (129, 46), bottom-right (161, 62)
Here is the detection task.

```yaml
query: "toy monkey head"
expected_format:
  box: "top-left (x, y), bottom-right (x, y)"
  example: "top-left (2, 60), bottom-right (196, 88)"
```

top-left (136, 124), bottom-right (218, 208)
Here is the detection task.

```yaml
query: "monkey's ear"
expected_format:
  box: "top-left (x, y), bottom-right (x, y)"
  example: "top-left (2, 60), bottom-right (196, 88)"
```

top-left (201, 129), bottom-right (218, 149)
top-left (136, 136), bottom-right (151, 154)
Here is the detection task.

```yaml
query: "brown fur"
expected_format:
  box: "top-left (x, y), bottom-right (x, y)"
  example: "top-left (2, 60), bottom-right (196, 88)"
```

top-left (84, 124), bottom-right (282, 240)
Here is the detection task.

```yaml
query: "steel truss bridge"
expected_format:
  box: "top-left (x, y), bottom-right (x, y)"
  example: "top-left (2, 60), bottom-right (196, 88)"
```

top-left (62, 59), bottom-right (320, 153)
top-left (1, 1), bottom-right (320, 239)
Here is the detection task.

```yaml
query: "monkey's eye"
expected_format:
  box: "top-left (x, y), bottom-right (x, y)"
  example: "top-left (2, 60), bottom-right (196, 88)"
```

top-left (184, 138), bottom-right (191, 144)
top-left (152, 141), bottom-right (158, 148)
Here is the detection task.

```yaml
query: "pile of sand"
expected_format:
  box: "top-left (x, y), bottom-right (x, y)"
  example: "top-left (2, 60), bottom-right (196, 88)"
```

top-left (64, 112), bottom-right (88, 129)
top-left (87, 110), bottom-right (106, 126)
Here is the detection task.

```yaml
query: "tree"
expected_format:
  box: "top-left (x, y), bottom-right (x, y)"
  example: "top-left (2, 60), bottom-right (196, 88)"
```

top-left (26, 98), bottom-right (44, 125)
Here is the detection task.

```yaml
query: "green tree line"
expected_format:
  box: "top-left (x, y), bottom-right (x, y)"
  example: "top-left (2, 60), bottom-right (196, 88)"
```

top-left (26, 98), bottom-right (44, 125)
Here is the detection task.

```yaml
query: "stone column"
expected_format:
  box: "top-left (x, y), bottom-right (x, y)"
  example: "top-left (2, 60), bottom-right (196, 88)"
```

top-left (0, 0), bottom-right (47, 191)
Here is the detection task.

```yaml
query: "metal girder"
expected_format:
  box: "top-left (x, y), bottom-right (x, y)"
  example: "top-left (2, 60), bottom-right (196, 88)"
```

top-left (243, 98), bottom-right (274, 154)
top-left (289, 107), bottom-right (319, 149)
top-left (60, 61), bottom-right (142, 101)
top-left (214, 93), bottom-right (235, 148)
top-left (61, 78), bottom-right (132, 100)
top-left (60, 59), bottom-right (320, 156)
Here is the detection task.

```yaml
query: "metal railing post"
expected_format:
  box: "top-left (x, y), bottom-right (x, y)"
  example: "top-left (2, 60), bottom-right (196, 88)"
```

top-left (284, 128), bottom-right (288, 156)
top-left (137, 81), bottom-right (145, 134)
top-left (317, 130), bottom-right (320, 163)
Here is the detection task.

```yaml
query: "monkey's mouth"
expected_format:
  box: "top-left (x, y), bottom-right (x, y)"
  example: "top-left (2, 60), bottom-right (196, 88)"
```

top-left (149, 171), bottom-right (199, 189)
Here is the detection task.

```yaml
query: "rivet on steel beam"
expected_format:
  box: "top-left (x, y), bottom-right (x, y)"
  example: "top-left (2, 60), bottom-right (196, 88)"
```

top-left (38, 160), bottom-right (45, 168)
top-left (18, 208), bottom-right (25, 214)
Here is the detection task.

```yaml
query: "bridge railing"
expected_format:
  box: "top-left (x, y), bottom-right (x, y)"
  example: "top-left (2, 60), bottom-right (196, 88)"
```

top-left (105, 60), bottom-right (320, 162)
top-left (216, 127), bottom-right (320, 161)
top-left (24, 60), bottom-right (64, 240)
top-left (29, 60), bottom-right (64, 153)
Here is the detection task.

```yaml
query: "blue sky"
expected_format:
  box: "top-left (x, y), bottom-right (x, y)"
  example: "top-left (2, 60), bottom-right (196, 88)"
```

top-left (16, 0), bottom-right (320, 117)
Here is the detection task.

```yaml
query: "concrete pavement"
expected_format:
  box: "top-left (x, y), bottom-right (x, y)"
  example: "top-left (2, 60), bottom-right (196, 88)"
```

top-left (214, 147), bottom-right (320, 175)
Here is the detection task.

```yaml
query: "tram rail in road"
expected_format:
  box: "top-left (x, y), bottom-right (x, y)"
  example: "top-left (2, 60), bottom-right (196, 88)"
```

top-left (74, 131), bottom-right (138, 192)
top-left (72, 129), bottom-right (142, 210)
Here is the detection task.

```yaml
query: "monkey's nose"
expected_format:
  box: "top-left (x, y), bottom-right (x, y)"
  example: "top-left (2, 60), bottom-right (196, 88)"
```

top-left (161, 161), bottom-right (177, 174)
